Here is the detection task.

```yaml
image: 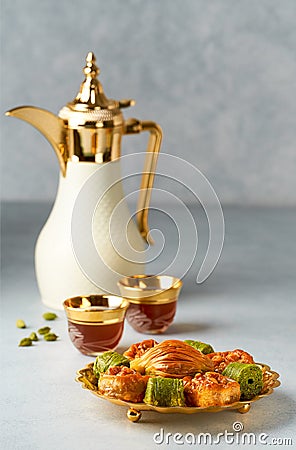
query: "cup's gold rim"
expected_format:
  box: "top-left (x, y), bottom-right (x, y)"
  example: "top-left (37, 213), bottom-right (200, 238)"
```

top-left (63, 294), bottom-right (129, 323)
top-left (117, 275), bottom-right (182, 302)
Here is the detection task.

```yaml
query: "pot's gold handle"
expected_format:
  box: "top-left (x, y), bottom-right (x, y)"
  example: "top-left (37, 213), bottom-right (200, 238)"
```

top-left (124, 118), bottom-right (162, 244)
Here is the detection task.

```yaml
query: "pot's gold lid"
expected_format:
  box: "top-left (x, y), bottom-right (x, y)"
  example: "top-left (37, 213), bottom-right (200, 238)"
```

top-left (58, 52), bottom-right (135, 122)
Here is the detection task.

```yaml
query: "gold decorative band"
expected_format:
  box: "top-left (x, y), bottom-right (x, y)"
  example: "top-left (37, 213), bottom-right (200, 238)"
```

top-left (63, 295), bottom-right (129, 324)
top-left (118, 275), bottom-right (183, 304)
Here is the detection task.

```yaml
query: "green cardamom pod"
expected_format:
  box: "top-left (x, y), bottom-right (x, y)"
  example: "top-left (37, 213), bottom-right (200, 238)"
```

top-left (42, 312), bottom-right (58, 321)
top-left (18, 338), bottom-right (32, 347)
top-left (44, 333), bottom-right (58, 341)
top-left (29, 332), bottom-right (39, 341)
top-left (38, 326), bottom-right (51, 335)
top-left (16, 319), bottom-right (26, 329)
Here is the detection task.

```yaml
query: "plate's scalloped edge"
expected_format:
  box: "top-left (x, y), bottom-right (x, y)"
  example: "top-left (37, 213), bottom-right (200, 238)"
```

top-left (75, 362), bottom-right (280, 414)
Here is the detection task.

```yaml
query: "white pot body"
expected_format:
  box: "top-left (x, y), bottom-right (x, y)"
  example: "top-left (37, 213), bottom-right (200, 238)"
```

top-left (35, 161), bottom-right (145, 310)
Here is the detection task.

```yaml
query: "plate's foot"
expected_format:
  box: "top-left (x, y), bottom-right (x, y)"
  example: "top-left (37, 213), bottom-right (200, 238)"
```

top-left (127, 408), bottom-right (142, 422)
top-left (237, 404), bottom-right (251, 414)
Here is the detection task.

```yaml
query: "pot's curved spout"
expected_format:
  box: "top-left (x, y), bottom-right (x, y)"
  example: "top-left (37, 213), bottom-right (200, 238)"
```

top-left (6, 106), bottom-right (67, 176)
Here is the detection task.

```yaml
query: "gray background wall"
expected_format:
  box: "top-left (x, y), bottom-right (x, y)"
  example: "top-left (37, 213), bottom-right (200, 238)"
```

top-left (1, 0), bottom-right (296, 205)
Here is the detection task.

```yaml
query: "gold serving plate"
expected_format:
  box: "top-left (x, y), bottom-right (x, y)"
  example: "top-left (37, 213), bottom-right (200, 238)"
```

top-left (76, 362), bottom-right (280, 422)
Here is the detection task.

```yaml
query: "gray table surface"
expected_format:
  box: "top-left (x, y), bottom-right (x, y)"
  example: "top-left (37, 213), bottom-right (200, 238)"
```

top-left (1, 202), bottom-right (295, 450)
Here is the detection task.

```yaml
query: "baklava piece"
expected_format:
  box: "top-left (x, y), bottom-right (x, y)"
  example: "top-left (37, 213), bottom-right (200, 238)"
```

top-left (207, 349), bottom-right (254, 373)
top-left (98, 366), bottom-right (149, 403)
top-left (144, 377), bottom-right (185, 407)
top-left (183, 372), bottom-right (241, 407)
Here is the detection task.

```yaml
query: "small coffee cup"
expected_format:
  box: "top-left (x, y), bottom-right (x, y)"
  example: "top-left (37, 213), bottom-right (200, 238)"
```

top-left (118, 275), bottom-right (182, 334)
top-left (63, 294), bottom-right (129, 355)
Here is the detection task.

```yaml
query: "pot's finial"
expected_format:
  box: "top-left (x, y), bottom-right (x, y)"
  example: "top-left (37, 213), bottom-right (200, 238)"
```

top-left (83, 51), bottom-right (100, 79)
top-left (71, 51), bottom-right (109, 109)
